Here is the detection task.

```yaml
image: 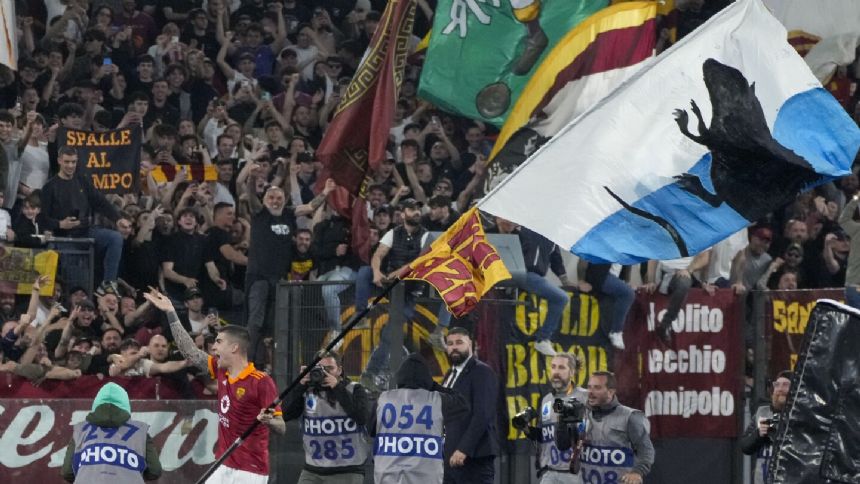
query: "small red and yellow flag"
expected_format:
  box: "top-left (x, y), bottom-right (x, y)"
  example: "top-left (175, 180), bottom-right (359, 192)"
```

top-left (404, 207), bottom-right (511, 317)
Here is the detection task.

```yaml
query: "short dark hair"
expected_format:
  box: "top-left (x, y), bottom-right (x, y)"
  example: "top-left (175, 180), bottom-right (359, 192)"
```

top-left (129, 91), bottom-right (150, 103)
top-left (447, 326), bottom-right (471, 339)
top-left (24, 190), bottom-right (41, 208)
top-left (137, 54), bottom-right (155, 65)
top-left (590, 370), bottom-right (617, 390)
top-left (0, 110), bottom-right (14, 124)
top-left (213, 202), bottom-right (233, 215)
top-left (120, 338), bottom-right (142, 352)
top-left (219, 325), bottom-right (250, 355)
top-left (57, 146), bottom-right (78, 159)
top-left (57, 102), bottom-right (85, 119)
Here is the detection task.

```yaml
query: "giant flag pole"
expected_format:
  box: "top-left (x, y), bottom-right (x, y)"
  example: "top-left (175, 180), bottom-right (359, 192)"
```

top-left (316, 0), bottom-right (416, 263)
top-left (478, 0), bottom-right (860, 265)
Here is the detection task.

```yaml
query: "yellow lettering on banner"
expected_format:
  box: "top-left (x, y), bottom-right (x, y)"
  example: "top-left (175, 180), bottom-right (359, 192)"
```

top-left (66, 131), bottom-right (76, 146)
top-left (772, 300), bottom-right (815, 334)
top-left (92, 173), bottom-right (133, 190)
top-left (790, 354), bottom-right (797, 370)
top-left (120, 130), bottom-right (130, 144)
top-left (518, 290), bottom-right (600, 337)
top-left (506, 344), bottom-right (528, 388)
top-left (86, 151), bottom-right (111, 168)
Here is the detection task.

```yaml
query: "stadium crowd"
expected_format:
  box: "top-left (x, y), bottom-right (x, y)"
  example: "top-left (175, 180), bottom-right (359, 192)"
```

top-left (0, 0), bottom-right (858, 395)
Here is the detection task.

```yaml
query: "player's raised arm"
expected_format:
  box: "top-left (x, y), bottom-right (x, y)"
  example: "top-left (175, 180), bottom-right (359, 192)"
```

top-left (143, 288), bottom-right (209, 371)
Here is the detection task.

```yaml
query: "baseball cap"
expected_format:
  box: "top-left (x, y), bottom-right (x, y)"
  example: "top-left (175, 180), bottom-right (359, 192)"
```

top-left (184, 286), bottom-right (203, 300)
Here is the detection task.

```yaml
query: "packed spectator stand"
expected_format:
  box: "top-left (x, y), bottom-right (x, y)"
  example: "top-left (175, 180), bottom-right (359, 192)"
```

top-left (1, 0), bottom-right (860, 481)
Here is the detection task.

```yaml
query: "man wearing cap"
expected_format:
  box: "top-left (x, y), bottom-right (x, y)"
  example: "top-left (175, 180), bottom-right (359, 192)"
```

top-left (730, 227), bottom-right (774, 294)
top-left (62, 382), bottom-right (162, 482)
top-left (183, 286), bottom-right (220, 335)
top-left (357, 198), bottom-right (453, 391)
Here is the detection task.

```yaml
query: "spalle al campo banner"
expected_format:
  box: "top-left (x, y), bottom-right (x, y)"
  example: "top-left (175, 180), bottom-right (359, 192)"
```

top-left (60, 127), bottom-right (142, 194)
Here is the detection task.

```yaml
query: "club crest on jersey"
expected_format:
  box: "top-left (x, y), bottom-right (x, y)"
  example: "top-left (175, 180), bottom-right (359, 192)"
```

top-left (236, 387), bottom-right (246, 400)
top-left (306, 394), bottom-right (317, 412)
top-left (220, 395), bottom-right (230, 414)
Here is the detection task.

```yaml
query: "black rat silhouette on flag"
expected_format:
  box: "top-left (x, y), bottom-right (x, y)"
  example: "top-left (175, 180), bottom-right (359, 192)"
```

top-left (606, 58), bottom-right (824, 257)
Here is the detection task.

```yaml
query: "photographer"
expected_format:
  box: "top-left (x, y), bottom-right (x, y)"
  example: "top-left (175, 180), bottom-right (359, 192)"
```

top-left (513, 353), bottom-right (587, 484)
top-left (740, 371), bottom-right (792, 484)
top-left (282, 350), bottom-right (371, 484)
top-left (559, 371), bottom-right (654, 484)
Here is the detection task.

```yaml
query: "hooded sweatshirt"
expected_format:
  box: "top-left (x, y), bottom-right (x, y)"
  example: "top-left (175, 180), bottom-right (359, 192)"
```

top-left (62, 383), bottom-right (162, 482)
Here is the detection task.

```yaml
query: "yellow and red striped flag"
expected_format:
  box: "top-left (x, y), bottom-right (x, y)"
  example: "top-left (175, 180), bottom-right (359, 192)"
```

top-left (404, 208), bottom-right (511, 317)
top-left (150, 164), bottom-right (217, 183)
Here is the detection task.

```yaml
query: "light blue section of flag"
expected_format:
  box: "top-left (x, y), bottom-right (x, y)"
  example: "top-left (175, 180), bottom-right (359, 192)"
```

top-left (573, 87), bottom-right (860, 264)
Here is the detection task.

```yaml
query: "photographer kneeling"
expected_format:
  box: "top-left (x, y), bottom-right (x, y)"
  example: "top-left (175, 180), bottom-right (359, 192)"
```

top-left (513, 353), bottom-right (588, 484)
top-left (740, 370), bottom-right (792, 484)
top-left (557, 371), bottom-right (654, 484)
top-left (282, 351), bottom-right (372, 483)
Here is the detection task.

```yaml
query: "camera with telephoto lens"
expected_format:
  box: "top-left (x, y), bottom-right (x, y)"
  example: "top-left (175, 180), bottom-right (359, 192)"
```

top-left (554, 397), bottom-right (587, 423)
top-left (308, 365), bottom-right (327, 388)
top-left (511, 406), bottom-right (538, 430)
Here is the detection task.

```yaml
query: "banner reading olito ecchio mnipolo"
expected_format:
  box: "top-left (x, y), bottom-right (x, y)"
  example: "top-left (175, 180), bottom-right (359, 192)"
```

top-left (59, 127), bottom-right (142, 194)
top-left (615, 289), bottom-right (743, 438)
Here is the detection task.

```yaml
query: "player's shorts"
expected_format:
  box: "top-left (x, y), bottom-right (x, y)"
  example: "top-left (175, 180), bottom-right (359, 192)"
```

top-left (206, 465), bottom-right (269, 484)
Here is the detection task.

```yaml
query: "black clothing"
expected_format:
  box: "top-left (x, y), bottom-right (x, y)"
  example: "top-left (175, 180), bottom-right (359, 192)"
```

top-left (383, 225), bottom-right (426, 273)
top-left (12, 213), bottom-right (48, 248)
top-left (163, 230), bottom-right (208, 298)
top-left (247, 208), bottom-right (297, 280)
top-left (313, 215), bottom-right (359, 275)
top-left (516, 227), bottom-right (566, 278)
top-left (41, 174), bottom-right (121, 236)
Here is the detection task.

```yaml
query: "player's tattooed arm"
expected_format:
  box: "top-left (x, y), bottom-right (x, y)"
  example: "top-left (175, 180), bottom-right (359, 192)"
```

top-left (144, 289), bottom-right (209, 371)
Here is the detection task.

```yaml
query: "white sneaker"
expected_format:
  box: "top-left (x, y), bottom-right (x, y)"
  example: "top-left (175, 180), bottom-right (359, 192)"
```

top-left (609, 332), bottom-right (625, 351)
top-left (534, 340), bottom-right (556, 356)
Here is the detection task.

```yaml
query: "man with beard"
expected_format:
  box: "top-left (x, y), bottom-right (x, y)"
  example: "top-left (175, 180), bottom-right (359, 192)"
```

top-left (560, 372), bottom-right (654, 484)
top-left (0, 291), bottom-right (20, 322)
top-left (741, 371), bottom-right (793, 484)
top-left (440, 327), bottom-right (499, 484)
top-left (245, 176), bottom-right (335, 366)
top-left (357, 199), bottom-right (453, 390)
top-left (522, 354), bottom-right (587, 483)
top-left (81, 327), bottom-right (123, 375)
top-left (146, 288), bottom-right (286, 483)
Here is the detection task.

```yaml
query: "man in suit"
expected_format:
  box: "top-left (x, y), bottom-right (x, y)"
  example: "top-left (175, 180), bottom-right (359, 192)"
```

top-left (441, 327), bottom-right (500, 484)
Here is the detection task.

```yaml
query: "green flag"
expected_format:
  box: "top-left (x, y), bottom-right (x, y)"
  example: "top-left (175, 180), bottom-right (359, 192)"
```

top-left (419, 0), bottom-right (607, 126)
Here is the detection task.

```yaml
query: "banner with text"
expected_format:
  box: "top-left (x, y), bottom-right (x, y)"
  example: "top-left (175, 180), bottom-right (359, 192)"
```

top-left (501, 289), bottom-right (610, 448)
top-left (0, 247), bottom-right (58, 296)
top-left (60, 127), bottom-right (142, 194)
top-left (763, 288), bottom-right (842, 381)
top-left (616, 289), bottom-right (743, 439)
top-left (0, 399), bottom-right (217, 483)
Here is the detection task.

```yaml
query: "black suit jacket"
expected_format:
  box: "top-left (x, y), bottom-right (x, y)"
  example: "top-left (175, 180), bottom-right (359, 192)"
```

top-left (444, 357), bottom-right (500, 459)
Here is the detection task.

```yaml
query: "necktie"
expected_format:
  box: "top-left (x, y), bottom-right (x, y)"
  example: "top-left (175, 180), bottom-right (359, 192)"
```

top-left (446, 369), bottom-right (458, 388)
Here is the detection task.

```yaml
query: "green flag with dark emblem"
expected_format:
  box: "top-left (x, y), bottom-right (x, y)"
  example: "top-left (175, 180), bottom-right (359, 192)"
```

top-left (418, 0), bottom-right (606, 125)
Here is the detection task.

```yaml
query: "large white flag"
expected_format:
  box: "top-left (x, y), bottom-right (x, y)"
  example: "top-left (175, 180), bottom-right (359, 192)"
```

top-left (0, 0), bottom-right (16, 70)
top-left (479, 0), bottom-right (860, 264)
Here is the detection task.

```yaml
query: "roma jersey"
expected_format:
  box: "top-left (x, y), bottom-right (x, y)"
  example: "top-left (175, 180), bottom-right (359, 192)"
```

top-left (208, 356), bottom-right (282, 475)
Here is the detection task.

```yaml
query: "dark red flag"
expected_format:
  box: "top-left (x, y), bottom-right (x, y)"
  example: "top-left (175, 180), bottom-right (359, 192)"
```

top-left (316, 0), bottom-right (415, 263)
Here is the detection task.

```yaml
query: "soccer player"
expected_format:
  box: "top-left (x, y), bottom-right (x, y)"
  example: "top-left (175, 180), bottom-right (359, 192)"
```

top-left (144, 289), bottom-right (285, 483)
